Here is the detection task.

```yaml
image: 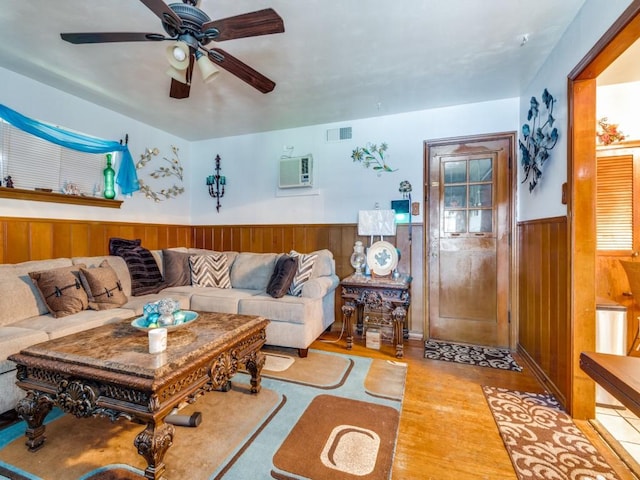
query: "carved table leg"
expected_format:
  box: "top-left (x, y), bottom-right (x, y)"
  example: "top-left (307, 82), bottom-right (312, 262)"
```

top-left (342, 304), bottom-right (355, 350)
top-left (15, 391), bottom-right (53, 452)
top-left (392, 306), bottom-right (407, 358)
top-left (244, 350), bottom-right (265, 394)
top-left (134, 420), bottom-right (174, 480)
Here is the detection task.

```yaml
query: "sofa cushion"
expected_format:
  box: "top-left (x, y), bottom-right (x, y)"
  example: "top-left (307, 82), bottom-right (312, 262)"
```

top-left (310, 249), bottom-right (335, 278)
top-left (266, 255), bottom-right (298, 298)
top-left (163, 249), bottom-right (192, 287)
top-left (230, 253), bottom-right (278, 290)
top-left (288, 251), bottom-right (318, 296)
top-left (0, 326), bottom-right (50, 362)
top-left (115, 245), bottom-right (165, 296)
top-left (238, 293), bottom-right (323, 326)
top-left (28, 265), bottom-right (89, 318)
top-left (190, 253), bottom-right (231, 288)
top-left (0, 259), bottom-right (74, 327)
top-left (11, 309), bottom-right (135, 340)
top-left (189, 288), bottom-right (262, 314)
top-left (79, 260), bottom-right (128, 310)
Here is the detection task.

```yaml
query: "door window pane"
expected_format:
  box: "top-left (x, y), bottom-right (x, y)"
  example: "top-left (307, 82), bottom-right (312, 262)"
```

top-left (443, 161), bottom-right (466, 184)
top-left (444, 185), bottom-right (466, 208)
top-left (469, 210), bottom-right (493, 232)
top-left (469, 158), bottom-right (492, 182)
top-left (469, 184), bottom-right (492, 207)
top-left (444, 210), bottom-right (467, 233)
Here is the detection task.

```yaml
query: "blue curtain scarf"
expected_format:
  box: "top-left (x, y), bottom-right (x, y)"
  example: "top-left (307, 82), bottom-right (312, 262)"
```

top-left (0, 104), bottom-right (139, 195)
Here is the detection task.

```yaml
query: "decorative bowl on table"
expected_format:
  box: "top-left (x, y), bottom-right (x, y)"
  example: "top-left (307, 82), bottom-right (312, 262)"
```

top-left (131, 310), bottom-right (199, 332)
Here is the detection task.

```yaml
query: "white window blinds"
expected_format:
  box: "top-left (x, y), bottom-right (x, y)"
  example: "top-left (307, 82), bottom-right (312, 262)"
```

top-left (0, 120), bottom-right (106, 195)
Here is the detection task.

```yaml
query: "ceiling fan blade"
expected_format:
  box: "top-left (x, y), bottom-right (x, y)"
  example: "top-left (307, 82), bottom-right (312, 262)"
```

top-left (170, 78), bottom-right (191, 99)
top-left (138, 0), bottom-right (183, 29)
top-left (208, 48), bottom-right (275, 93)
top-left (202, 8), bottom-right (284, 41)
top-left (61, 32), bottom-right (166, 44)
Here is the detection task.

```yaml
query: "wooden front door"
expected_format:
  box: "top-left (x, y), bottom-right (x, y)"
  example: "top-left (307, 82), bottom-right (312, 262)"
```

top-left (426, 134), bottom-right (514, 347)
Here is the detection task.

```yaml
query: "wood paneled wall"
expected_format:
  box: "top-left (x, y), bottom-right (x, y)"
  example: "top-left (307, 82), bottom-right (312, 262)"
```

top-left (0, 217), bottom-right (424, 335)
top-left (517, 216), bottom-right (570, 407)
top-left (0, 217), bottom-right (193, 264)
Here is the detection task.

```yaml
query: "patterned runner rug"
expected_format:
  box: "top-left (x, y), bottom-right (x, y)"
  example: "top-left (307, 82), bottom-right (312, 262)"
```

top-left (424, 339), bottom-right (523, 371)
top-left (483, 386), bottom-right (620, 480)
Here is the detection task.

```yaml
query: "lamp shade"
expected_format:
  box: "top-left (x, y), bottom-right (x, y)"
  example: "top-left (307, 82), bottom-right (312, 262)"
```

top-left (358, 210), bottom-right (396, 236)
top-left (166, 41), bottom-right (190, 70)
top-left (166, 66), bottom-right (187, 83)
top-left (195, 51), bottom-right (219, 83)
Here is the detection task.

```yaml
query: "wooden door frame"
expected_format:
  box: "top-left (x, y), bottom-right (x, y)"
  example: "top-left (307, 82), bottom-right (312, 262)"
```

top-left (568, 1), bottom-right (640, 419)
top-left (423, 132), bottom-right (518, 348)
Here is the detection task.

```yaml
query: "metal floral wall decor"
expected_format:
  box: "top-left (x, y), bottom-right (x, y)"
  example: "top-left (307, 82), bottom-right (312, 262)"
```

top-left (351, 142), bottom-right (397, 174)
top-left (519, 89), bottom-right (559, 192)
top-left (136, 145), bottom-right (185, 202)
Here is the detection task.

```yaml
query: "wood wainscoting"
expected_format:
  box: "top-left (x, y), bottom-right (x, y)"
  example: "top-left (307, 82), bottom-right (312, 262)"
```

top-left (517, 216), bottom-right (570, 408)
top-left (0, 217), bottom-right (424, 336)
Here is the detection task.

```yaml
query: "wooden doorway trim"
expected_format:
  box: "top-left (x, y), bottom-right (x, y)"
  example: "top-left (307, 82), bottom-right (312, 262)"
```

top-left (568, 1), bottom-right (640, 419)
top-left (423, 131), bottom-right (517, 348)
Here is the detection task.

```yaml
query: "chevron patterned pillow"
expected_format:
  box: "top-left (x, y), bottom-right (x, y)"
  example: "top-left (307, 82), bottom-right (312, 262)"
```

top-left (189, 253), bottom-right (231, 288)
top-left (287, 250), bottom-right (318, 296)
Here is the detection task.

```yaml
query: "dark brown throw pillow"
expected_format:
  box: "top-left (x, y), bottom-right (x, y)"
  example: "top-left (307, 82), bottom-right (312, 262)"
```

top-left (29, 265), bottom-right (89, 318)
top-left (266, 255), bottom-right (298, 298)
top-left (109, 237), bottom-right (141, 255)
top-left (116, 245), bottom-right (165, 296)
top-left (79, 259), bottom-right (128, 310)
top-left (163, 249), bottom-right (192, 287)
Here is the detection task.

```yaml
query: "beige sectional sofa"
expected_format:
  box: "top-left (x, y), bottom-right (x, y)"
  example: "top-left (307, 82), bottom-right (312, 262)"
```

top-left (0, 247), bottom-right (339, 416)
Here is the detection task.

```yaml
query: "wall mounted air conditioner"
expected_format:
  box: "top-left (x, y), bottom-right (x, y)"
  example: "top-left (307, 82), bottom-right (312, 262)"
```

top-left (279, 155), bottom-right (313, 188)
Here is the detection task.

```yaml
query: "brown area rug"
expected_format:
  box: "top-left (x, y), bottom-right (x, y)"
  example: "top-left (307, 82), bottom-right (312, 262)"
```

top-left (0, 350), bottom-right (406, 480)
top-left (483, 386), bottom-right (621, 480)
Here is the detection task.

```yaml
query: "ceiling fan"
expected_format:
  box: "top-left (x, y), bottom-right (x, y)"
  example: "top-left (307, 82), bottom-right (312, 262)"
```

top-left (60, 0), bottom-right (284, 99)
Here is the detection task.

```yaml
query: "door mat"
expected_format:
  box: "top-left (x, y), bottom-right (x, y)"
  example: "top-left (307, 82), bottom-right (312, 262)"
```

top-left (424, 339), bottom-right (523, 371)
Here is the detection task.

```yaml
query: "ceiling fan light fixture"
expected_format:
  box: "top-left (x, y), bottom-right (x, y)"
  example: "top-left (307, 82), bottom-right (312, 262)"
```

top-left (166, 41), bottom-right (190, 70)
top-left (166, 65), bottom-right (188, 84)
top-left (195, 50), bottom-right (219, 84)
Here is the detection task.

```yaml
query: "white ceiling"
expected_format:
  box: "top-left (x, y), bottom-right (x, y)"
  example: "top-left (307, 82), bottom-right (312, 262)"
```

top-left (0, 0), bottom-right (589, 141)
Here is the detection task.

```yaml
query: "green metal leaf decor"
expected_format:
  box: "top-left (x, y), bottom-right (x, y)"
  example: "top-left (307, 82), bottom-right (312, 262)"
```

top-left (351, 142), bottom-right (397, 173)
top-left (519, 89), bottom-right (559, 192)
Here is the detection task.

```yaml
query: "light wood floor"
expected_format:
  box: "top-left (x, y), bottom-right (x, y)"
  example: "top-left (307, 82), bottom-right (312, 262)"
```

top-left (312, 330), bottom-right (638, 480)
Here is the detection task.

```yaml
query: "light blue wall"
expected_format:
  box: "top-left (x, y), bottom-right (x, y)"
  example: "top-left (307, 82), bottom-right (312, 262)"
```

top-left (0, 67), bottom-right (192, 224)
top-left (189, 98), bottom-right (519, 225)
top-left (518, 0), bottom-right (635, 221)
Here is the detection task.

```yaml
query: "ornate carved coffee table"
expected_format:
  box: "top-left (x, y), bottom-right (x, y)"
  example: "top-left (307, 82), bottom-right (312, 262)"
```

top-left (8, 312), bottom-right (268, 480)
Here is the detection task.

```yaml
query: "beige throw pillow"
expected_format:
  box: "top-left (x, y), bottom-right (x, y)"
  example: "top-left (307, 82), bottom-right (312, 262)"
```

top-left (79, 259), bottom-right (128, 310)
top-left (29, 264), bottom-right (89, 318)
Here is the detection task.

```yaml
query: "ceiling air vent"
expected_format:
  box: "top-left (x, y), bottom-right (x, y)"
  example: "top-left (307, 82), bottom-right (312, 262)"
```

top-left (326, 126), bottom-right (352, 142)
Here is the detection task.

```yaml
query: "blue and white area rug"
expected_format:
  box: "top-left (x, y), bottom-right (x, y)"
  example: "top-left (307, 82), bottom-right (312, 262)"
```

top-left (424, 339), bottom-right (523, 372)
top-left (0, 349), bottom-right (407, 480)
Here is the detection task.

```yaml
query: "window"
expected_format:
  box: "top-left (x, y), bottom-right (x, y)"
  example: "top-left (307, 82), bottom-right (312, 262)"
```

top-left (596, 142), bottom-right (640, 252)
top-left (0, 120), bottom-right (106, 195)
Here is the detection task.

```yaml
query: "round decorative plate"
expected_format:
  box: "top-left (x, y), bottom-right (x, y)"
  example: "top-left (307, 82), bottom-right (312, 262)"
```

top-left (366, 240), bottom-right (399, 276)
top-left (131, 310), bottom-right (198, 332)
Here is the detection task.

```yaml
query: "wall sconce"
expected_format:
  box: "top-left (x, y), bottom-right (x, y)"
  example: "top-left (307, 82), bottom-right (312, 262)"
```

top-left (206, 154), bottom-right (226, 212)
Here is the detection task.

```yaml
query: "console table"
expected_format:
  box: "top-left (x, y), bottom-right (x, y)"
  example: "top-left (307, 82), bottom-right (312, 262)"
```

top-left (340, 273), bottom-right (411, 358)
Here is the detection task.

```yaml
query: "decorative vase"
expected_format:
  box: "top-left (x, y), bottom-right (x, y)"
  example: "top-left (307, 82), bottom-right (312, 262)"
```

top-left (103, 153), bottom-right (116, 199)
top-left (350, 240), bottom-right (366, 276)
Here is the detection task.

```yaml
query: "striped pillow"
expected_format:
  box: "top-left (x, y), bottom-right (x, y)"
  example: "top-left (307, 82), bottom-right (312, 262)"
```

top-left (287, 250), bottom-right (318, 296)
top-left (189, 254), bottom-right (231, 288)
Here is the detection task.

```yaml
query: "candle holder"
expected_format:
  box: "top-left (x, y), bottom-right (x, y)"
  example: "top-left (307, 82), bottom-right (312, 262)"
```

top-left (206, 154), bottom-right (226, 212)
